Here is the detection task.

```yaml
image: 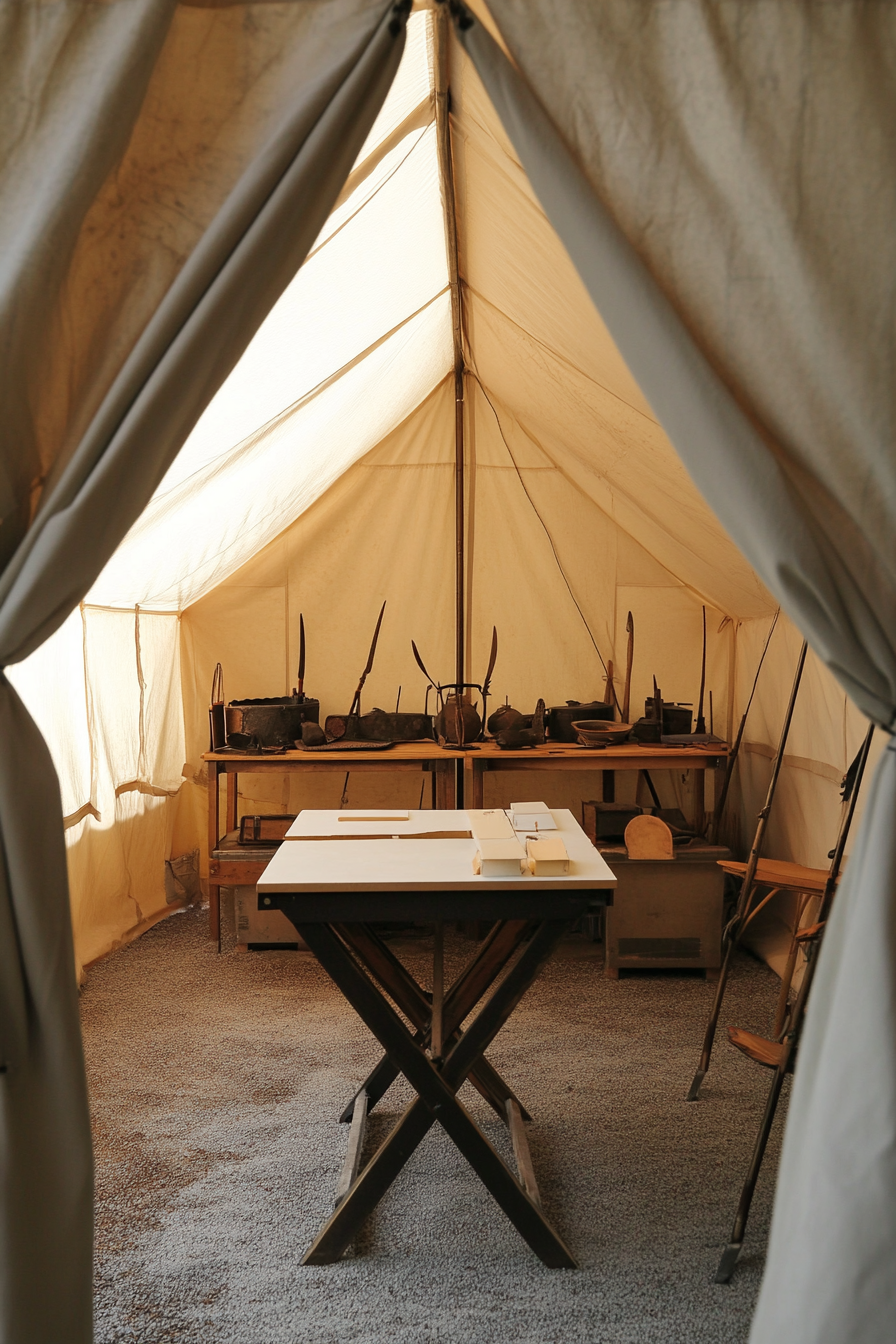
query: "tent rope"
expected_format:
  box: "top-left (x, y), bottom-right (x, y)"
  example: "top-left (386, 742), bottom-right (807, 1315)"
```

top-left (471, 372), bottom-right (619, 712)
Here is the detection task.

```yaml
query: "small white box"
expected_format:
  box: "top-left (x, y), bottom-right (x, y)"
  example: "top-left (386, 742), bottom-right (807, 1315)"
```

top-left (511, 802), bottom-right (557, 832)
top-left (526, 837), bottom-right (570, 875)
top-left (467, 809), bottom-right (516, 840)
top-left (473, 837), bottom-right (526, 876)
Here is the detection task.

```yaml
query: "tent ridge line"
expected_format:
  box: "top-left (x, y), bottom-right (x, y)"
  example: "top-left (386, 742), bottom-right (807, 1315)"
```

top-left (117, 286), bottom-right (451, 525)
top-left (467, 372), bottom-right (752, 621)
top-left (465, 283), bottom-right (660, 428)
top-left (304, 118), bottom-right (433, 268)
top-left (328, 93), bottom-right (433, 215)
top-left (742, 741), bottom-right (844, 785)
top-left (470, 369), bottom-right (617, 701)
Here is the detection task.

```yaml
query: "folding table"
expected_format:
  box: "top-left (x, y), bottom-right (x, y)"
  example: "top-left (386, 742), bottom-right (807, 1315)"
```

top-left (257, 808), bottom-right (615, 1267)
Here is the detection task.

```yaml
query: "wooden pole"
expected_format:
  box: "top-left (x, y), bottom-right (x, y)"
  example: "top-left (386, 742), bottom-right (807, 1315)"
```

top-left (435, 5), bottom-right (466, 690)
top-left (687, 637), bottom-right (808, 1100)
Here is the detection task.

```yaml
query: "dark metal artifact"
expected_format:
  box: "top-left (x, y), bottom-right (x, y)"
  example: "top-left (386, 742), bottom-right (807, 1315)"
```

top-left (238, 815), bottom-right (295, 845)
top-left (209, 663), bottom-right (226, 750)
top-left (347, 600), bottom-right (387, 719)
top-left (410, 626), bottom-right (498, 748)
top-left (487, 703), bottom-right (522, 736)
top-left (315, 601), bottom-right (403, 748)
top-left (325, 709), bottom-right (434, 743)
top-left (495, 698), bottom-right (545, 749)
top-left (621, 612), bottom-right (634, 725)
top-left (224, 612), bottom-right (320, 750)
top-left (545, 700), bottom-right (614, 742)
top-left (632, 683), bottom-right (692, 741)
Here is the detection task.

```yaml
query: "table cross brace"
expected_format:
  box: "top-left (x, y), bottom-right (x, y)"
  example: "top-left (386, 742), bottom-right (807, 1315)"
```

top-left (335, 921), bottom-right (533, 1123)
top-left (296, 919), bottom-right (577, 1268)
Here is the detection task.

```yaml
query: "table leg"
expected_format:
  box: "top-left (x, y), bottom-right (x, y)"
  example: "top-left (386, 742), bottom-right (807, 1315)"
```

top-left (602, 769), bottom-right (615, 802)
top-left (693, 768), bottom-right (706, 832)
top-left (226, 771), bottom-right (238, 832)
top-left (299, 919), bottom-right (576, 1267)
top-left (435, 761), bottom-right (453, 810)
top-left (431, 922), bottom-right (444, 1059)
top-left (465, 755), bottom-right (483, 809)
top-left (207, 763), bottom-right (221, 945)
top-left (336, 921), bottom-right (532, 1122)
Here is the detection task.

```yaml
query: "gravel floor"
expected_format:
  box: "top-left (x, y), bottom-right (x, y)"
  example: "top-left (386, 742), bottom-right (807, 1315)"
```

top-left (83, 904), bottom-right (788, 1343)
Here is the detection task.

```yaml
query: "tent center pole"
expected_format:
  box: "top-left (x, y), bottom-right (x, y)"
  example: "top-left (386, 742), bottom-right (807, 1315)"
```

top-left (435, 4), bottom-right (466, 691)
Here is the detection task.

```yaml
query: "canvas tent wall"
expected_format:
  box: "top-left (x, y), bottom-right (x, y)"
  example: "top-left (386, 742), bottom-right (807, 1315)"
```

top-left (6, 4), bottom-right (873, 979)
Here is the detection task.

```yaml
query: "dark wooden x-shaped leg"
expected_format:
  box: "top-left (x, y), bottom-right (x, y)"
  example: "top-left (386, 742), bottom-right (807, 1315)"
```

top-left (335, 920), bottom-right (533, 1124)
top-left (295, 918), bottom-right (577, 1268)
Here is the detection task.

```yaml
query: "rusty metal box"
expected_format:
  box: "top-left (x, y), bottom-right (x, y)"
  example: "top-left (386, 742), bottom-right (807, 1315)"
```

top-left (599, 840), bottom-right (730, 978)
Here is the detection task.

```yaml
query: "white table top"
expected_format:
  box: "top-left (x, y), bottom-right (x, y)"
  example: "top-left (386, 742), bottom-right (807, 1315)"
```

top-left (260, 809), bottom-right (615, 893)
top-left (284, 809), bottom-right (471, 838)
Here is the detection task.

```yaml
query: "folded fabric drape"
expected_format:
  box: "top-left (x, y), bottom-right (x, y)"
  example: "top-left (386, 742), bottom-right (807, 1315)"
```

top-left (0, 2), bottom-right (405, 1338)
top-left (457, 3), bottom-right (896, 1340)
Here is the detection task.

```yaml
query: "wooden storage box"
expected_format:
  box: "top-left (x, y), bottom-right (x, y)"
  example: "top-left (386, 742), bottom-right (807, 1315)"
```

top-left (598, 839), bottom-right (730, 978)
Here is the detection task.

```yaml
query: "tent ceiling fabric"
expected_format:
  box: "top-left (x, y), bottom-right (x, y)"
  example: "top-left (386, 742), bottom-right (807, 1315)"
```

top-left (88, 4), bottom-right (772, 623)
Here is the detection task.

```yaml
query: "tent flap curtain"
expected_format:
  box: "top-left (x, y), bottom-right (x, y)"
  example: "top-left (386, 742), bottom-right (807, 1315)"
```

top-left (0, 2), bottom-right (406, 1338)
top-left (457, 4), bottom-right (896, 1341)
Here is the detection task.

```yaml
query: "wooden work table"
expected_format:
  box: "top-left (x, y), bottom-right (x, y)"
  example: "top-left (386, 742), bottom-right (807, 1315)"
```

top-left (202, 738), bottom-right (727, 943)
top-left (462, 741), bottom-right (728, 815)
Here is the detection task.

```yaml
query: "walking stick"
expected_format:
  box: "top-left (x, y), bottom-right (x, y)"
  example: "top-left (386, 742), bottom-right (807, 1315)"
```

top-left (687, 637), bottom-right (808, 1100)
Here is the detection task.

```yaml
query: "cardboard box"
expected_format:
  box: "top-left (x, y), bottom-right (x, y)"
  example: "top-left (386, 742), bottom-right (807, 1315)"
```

top-left (473, 837), bottom-right (525, 876)
top-left (526, 836), bottom-right (569, 875)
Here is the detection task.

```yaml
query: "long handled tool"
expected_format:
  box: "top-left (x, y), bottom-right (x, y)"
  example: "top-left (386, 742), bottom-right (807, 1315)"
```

top-left (707, 610), bottom-right (779, 843)
top-left (622, 612), bottom-right (634, 725)
top-left (348, 601), bottom-right (386, 719)
top-left (687, 637), bottom-right (808, 1101)
top-left (714, 722), bottom-right (874, 1281)
top-left (603, 659), bottom-right (615, 710)
top-left (296, 612), bottom-right (306, 698)
top-left (480, 626), bottom-right (498, 739)
top-left (695, 606), bottom-right (707, 734)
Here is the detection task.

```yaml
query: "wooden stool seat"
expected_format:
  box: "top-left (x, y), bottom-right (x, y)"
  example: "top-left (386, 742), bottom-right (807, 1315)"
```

top-left (717, 858), bottom-right (831, 894)
top-left (727, 1027), bottom-right (787, 1070)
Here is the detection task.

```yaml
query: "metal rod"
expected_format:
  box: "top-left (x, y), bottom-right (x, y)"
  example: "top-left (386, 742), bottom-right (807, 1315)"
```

top-left (435, 4), bottom-right (465, 690)
top-left (687, 637), bottom-right (807, 1100)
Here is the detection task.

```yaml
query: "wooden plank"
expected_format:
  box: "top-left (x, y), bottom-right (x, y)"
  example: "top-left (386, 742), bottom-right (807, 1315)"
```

top-left (335, 1091), bottom-right (368, 1207)
top-left (506, 1098), bottom-right (541, 1206)
top-left (202, 742), bottom-right (467, 762)
top-left (208, 859), bottom-right (269, 884)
